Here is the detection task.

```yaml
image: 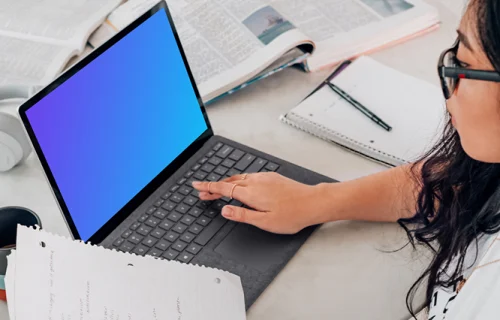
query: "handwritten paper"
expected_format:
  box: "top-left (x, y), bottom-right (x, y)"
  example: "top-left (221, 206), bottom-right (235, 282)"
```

top-left (6, 226), bottom-right (246, 320)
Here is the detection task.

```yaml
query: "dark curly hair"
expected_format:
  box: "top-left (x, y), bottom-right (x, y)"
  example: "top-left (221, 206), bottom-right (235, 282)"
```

top-left (397, 0), bottom-right (500, 317)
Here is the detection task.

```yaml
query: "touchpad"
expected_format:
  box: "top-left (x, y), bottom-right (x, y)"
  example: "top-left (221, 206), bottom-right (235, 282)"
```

top-left (215, 223), bottom-right (293, 272)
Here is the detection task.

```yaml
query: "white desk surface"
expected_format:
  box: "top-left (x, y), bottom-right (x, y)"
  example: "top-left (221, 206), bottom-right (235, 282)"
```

top-left (0, 2), bottom-right (458, 319)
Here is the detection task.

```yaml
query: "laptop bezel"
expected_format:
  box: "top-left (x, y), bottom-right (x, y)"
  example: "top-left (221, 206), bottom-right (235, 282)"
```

top-left (18, 1), bottom-right (214, 244)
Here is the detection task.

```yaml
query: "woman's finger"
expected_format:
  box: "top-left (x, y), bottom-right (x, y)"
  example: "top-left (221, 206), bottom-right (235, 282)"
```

top-left (198, 191), bottom-right (223, 201)
top-left (192, 181), bottom-right (246, 200)
top-left (221, 173), bottom-right (253, 184)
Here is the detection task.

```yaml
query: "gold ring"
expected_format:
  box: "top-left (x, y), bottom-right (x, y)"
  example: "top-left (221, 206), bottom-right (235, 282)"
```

top-left (241, 173), bottom-right (248, 180)
top-left (229, 183), bottom-right (237, 199)
top-left (208, 181), bottom-right (212, 194)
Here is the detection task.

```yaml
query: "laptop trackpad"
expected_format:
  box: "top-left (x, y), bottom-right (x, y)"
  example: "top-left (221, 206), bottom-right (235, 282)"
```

top-left (214, 223), bottom-right (292, 272)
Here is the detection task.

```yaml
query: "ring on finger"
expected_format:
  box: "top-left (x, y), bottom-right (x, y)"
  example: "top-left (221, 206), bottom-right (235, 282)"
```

top-left (208, 181), bottom-right (213, 194)
top-left (229, 183), bottom-right (238, 199)
top-left (241, 173), bottom-right (248, 180)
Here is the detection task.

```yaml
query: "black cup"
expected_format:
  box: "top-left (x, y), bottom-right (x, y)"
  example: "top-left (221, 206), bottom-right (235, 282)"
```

top-left (0, 207), bottom-right (41, 276)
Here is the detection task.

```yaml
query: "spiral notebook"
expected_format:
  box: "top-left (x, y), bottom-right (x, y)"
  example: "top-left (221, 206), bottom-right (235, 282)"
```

top-left (280, 56), bottom-right (446, 167)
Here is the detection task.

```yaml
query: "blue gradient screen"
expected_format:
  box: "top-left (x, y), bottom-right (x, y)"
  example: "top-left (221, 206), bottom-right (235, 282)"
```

top-left (25, 8), bottom-right (208, 241)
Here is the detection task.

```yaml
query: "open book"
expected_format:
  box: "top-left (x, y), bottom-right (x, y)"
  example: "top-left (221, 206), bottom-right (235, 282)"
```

top-left (0, 0), bottom-right (122, 87)
top-left (89, 0), bottom-right (440, 103)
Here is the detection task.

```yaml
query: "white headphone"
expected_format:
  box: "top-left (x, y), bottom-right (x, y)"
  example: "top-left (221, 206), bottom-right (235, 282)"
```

top-left (0, 85), bottom-right (40, 172)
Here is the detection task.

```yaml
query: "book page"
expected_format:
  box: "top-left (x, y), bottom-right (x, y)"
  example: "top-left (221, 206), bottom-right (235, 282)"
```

top-left (89, 0), bottom-right (313, 101)
top-left (0, 35), bottom-right (74, 86)
top-left (437, 0), bottom-right (468, 17)
top-left (268, 0), bottom-right (439, 71)
top-left (0, 0), bottom-right (122, 50)
top-left (7, 226), bottom-right (246, 320)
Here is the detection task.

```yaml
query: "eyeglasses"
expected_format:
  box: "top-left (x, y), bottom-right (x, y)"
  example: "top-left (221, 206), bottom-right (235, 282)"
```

top-left (438, 38), bottom-right (500, 99)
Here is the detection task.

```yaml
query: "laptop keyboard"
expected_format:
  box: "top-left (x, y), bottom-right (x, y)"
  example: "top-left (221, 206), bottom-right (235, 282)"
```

top-left (112, 142), bottom-right (280, 263)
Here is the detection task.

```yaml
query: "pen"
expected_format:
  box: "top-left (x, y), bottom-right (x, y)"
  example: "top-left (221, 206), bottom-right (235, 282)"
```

top-left (326, 81), bottom-right (392, 132)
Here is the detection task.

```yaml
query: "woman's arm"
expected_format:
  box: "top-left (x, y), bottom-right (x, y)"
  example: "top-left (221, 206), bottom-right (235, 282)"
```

top-left (192, 164), bottom-right (422, 234)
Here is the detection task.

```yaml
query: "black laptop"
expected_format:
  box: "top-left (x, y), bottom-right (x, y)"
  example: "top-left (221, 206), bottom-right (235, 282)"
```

top-left (18, 1), bottom-right (333, 308)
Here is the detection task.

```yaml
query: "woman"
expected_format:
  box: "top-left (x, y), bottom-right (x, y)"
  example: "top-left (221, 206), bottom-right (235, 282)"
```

top-left (193, 0), bottom-right (500, 318)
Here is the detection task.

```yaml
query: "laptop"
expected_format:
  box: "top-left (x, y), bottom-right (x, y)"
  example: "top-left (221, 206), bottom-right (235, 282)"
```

top-left (18, 1), bottom-right (333, 308)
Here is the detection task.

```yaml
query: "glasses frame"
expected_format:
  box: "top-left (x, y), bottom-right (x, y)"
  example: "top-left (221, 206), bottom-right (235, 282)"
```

top-left (438, 39), bottom-right (500, 99)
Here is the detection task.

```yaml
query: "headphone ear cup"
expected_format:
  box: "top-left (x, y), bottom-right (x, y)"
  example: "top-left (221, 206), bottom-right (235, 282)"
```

top-left (0, 112), bottom-right (31, 172)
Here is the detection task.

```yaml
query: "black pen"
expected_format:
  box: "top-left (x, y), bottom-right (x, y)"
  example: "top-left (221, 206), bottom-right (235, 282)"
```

top-left (326, 81), bottom-right (392, 132)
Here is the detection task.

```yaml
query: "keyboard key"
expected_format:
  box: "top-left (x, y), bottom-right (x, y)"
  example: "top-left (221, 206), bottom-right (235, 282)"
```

top-left (211, 200), bottom-right (225, 211)
top-left (221, 158), bottom-right (236, 168)
top-left (174, 223), bottom-right (188, 234)
top-left (121, 229), bottom-right (133, 238)
top-left (265, 162), bottom-right (279, 171)
top-left (161, 201), bottom-right (176, 211)
top-left (188, 207), bottom-right (203, 218)
top-left (216, 145), bottom-right (234, 159)
top-left (192, 163), bottom-right (201, 171)
top-left (185, 171), bottom-right (195, 178)
top-left (181, 215), bottom-right (195, 226)
top-left (197, 201), bottom-right (213, 209)
top-left (146, 206), bottom-right (157, 215)
top-left (175, 203), bottom-right (189, 214)
top-left (172, 240), bottom-right (188, 252)
top-left (119, 241), bottom-right (135, 252)
top-left (184, 195), bottom-right (197, 206)
top-left (214, 166), bottom-right (228, 176)
top-left (221, 196), bottom-right (231, 203)
top-left (229, 149), bottom-right (245, 161)
top-left (206, 150), bottom-right (215, 158)
top-left (235, 153), bottom-right (256, 171)
top-left (128, 233), bottom-right (143, 245)
top-left (197, 216), bottom-right (211, 226)
top-left (191, 189), bottom-right (200, 198)
top-left (159, 219), bottom-right (173, 231)
top-left (147, 247), bottom-right (163, 258)
top-left (208, 157), bottom-right (222, 166)
top-left (193, 171), bottom-right (207, 180)
top-left (161, 192), bottom-right (172, 200)
top-left (145, 216), bottom-right (160, 228)
top-left (207, 173), bottom-right (221, 182)
top-left (229, 199), bottom-right (243, 207)
top-left (154, 199), bottom-right (165, 207)
top-left (181, 232), bottom-right (195, 243)
top-left (189, 224), bottom-right (203, 235)
top-left (133, 244), bottom-right (148, 256)
top-left (186, 243), bottom-right (202, 255)
top-left (153, 209), bottom-right (168, 220)
top-left (170, 193), bottom-right (184, 203)
top-left (213, 142), bottom-right (224, 151)
top-left (151, 227), bottom-right (166, 239)
top-left (130, 222), bottom-right (141, 231)
top-left (194, 215), bottom-right (228, 246)
top-left (199, 157), bottom-right (208, 164)
top-left (177, 252), bottom-right (194, 264)
top-left (113, 237), bottom-right (125, 247)
top-left (179, 186), bottom-right (192, 196)
top-left (167, 211), bottom-right (182, 222)
top-left (137, 225), bottom-right (152, 236)
top-left (138, 214), bottom-right (148, 223)
top-left (187, 178), bottom-right (196, 187)
top-left (165, 231), bottom-right (180, 242)
top-left (155, 238), bottom-right (172, 250)
top-left (204, 209), bottom-right (218, 218)
top-left (178, 177), bottom-right (187, 185)
top-left (142, 236), bottom-right (158, 248)
top-left (163, 249), bottom-right (179, 260)
top-left (201, 163), bottom-right (215, 173)
top-left (245, 158), bottom-right (267, 173)
top-left (170, 185), bottom-right (180, 193)
top-left (227, 168), bottom-right (241, 177)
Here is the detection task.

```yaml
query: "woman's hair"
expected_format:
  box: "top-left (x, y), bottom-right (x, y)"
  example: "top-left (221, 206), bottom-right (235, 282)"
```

top-left (398, 0), bottom-right (500, 317)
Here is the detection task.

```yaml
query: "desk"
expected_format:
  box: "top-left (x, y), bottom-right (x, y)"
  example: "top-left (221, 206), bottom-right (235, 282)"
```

top-left (0, 1), bottom-right (458, 318)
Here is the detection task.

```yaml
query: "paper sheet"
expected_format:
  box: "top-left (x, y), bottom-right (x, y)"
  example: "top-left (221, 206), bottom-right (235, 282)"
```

top-left (5, 226), bottom-right (246, 320)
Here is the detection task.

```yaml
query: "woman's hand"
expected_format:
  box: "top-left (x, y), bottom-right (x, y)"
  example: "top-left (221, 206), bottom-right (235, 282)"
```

top-left (192, 172), bottom-right (328, 234)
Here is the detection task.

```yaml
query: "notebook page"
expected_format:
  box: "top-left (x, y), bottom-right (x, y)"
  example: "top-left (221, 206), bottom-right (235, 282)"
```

top-left (290, 56), bottom-right (446, 163)
top-left (8, 226), bottom-right (245, 320)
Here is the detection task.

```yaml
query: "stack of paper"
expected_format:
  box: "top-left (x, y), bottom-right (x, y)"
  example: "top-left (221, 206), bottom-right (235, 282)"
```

top-left (5, 226), bottom-right (246, 320)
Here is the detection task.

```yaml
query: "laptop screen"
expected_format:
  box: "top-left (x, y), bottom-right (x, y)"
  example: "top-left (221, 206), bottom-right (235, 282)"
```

top-left (24, 8), bottom-right (208, 241)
